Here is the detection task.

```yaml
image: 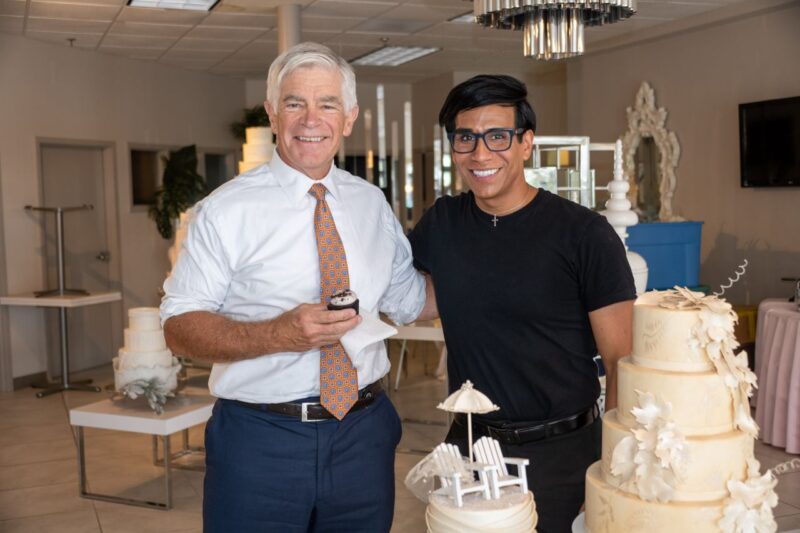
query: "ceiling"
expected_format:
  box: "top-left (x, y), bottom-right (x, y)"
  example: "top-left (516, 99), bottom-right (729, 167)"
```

top-left (0, 0), bottom-right (754, 82)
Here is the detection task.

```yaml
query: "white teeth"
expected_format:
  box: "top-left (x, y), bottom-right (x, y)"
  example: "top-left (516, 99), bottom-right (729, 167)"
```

top-left (472, 169), bottom-right (498, 177)
top-left (298, 136), bottom-right (324, 142)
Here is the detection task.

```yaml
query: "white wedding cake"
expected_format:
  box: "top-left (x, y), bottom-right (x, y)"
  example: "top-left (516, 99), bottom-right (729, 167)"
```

top-left (426, 491), bottom-right (537, 532)
top-left (584, 288), bottom-right (778, 532)
top-left (406, 381), bottom-right (538, 532)
top-left (238, 126), bottom-right (274, 173)
top-left (113, 307), bottom-right (180, 393)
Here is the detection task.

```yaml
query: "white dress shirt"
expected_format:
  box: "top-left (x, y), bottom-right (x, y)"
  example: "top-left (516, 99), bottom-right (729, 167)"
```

top-left (161, 152), bottom-right (426, 403)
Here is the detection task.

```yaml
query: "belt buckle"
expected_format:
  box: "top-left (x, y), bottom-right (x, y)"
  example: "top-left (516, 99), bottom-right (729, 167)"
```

top-left (301, 402), bottom-right (324, 422)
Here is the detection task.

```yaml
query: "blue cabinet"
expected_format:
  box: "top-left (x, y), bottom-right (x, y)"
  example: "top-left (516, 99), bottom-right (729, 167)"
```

top-left (627, 221), bottom-right (703, 290)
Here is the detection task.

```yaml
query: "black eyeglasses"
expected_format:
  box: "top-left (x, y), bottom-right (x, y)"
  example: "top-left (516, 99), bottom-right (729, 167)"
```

top-left (448, 128), bottom-right (525, 154)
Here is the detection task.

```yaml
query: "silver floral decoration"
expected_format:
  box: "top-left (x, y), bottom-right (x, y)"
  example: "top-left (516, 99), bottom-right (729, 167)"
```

top-left (657, 287), bottom-right (759, 437)
top-left (719, 458), bottom-right (778, 533)
top-left (119, 378), bottom-right (175, 415)
top-left (610, 390), bottom-right (690, 502)
top-left (771, 458), bottom-right (800, 476)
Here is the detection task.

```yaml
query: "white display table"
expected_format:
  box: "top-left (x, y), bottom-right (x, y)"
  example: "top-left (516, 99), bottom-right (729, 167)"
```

top-left (0, 291), bottom-right (121, 397)
top-left (69, 393), bottom-right (215, 510)
top-left (0, 291), bottom-right (121, 308)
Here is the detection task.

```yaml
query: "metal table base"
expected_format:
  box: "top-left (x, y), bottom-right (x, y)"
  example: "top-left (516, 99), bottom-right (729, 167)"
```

top-left (76, 427), bottom-right (204, 510)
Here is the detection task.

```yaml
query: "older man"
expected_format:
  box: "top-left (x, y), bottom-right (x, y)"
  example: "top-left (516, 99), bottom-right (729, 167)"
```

top-left (409, 74), bottom-right (636, 533)
top-left (162, 42), bottom-right (434, 532)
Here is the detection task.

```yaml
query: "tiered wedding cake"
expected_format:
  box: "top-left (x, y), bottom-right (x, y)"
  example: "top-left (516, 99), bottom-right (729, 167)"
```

top-left (238, 126), bottom-right (274, 173)
top-left (584, 288), bottom-right (778, 532)
top-left (113, 307), bottom-right (180, 393)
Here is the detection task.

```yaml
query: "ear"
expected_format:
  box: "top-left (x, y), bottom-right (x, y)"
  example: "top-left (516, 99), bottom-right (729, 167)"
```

top-left (264, 100), bottom-right (276, 130)
top-left (521, 130), bottom-right (534, 161)
top-left (342, 104), bottom-right (359, 137)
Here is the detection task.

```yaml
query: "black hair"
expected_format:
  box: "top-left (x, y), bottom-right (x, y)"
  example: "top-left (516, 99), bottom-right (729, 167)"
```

top-left (438, 74), bottom-right (537, 136)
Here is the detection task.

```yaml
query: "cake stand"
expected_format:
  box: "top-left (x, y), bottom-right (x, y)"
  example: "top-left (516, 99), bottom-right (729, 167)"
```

top-left (572, 512), bottom-right (587, 532)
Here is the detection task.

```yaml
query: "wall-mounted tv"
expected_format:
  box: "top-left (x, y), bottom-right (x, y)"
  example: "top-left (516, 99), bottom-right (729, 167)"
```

top-left (739, 95), bottom-right (800, 187)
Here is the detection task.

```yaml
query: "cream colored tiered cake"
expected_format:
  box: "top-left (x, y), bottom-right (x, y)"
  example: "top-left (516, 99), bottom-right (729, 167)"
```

top-left (113, 307), bottom-right (180, 392)
top-left (584, 288), bottom-right (778, 533)
top-left (238, 126), bottom-right (274, 173)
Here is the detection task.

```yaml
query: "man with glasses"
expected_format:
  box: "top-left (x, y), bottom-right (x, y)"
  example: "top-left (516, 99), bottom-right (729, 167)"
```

top-left (409, 74), bottom-right (636, 533)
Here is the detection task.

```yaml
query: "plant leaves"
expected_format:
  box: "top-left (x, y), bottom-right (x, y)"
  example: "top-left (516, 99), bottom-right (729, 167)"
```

top-left (148, 145), bottom-right (207, 239)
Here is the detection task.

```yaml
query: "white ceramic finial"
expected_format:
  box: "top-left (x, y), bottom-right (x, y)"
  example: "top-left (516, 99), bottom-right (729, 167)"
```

top-left (601, 140), bottom-right (648, 294)
top-left (603, 140), bottom-right (638, 249)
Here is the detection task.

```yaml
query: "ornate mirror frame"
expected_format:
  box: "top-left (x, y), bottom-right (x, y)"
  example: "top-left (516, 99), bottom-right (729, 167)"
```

top-left (622, 81), bottom-right (681, 221)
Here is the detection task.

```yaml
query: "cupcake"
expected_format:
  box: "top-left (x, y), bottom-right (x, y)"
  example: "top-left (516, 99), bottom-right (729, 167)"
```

top-left (328, 289), bottom-right (359, 314)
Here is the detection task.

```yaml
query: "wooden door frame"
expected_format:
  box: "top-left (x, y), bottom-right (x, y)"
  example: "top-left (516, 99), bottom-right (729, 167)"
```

top-left (36, 138), bottom-right (124, 368)
top-left (0, 153), bottom-right (12, 391)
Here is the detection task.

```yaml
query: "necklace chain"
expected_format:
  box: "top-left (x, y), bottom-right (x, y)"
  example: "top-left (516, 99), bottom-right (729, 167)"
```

top-left (490, 187), bottom-right (534, 227)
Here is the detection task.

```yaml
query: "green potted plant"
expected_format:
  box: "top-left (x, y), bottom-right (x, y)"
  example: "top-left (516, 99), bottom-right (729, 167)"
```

top-left (149, 145), bottom-right (207, 240)
top-left (230, 104), bottom-right (270, 142)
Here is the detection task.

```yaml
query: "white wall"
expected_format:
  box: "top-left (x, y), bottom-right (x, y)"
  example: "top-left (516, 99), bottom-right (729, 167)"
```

top-left (565, 3), bottom-right (800, 304)
top-left (524, 66), bottom-right (568, 136)
top-left (0, 33), bottom-right (244, 378)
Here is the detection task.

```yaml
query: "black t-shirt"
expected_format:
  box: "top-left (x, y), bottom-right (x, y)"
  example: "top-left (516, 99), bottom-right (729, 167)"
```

top-left (409, 188), bottom-right (636, 423)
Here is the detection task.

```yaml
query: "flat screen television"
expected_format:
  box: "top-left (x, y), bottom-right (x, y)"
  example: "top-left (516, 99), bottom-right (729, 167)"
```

top-left (739, 96), bottom-right (800, 187)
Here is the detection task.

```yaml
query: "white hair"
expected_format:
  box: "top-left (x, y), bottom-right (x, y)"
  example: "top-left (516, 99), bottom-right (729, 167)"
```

top-left (266, 42), bottom-right (358, 114)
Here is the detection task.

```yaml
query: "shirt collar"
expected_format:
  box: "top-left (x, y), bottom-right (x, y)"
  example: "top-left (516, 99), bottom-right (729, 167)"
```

top-left (270, 149), bottom-right (341, 206)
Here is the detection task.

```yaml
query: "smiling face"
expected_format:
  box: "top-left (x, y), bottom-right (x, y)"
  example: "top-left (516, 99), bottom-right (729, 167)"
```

top-left (266, 66), bottom-right (358, 180)
top-left (451, 104), bottom-right (534, 213)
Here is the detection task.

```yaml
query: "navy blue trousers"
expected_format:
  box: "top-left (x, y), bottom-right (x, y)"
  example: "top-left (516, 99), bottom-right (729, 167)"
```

top-left (203, 391), bottom-right (402, 533)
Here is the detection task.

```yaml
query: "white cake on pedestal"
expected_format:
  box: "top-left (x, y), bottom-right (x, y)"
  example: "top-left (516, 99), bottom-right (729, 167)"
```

top-left (238, 126), bottom-right (274, 173)
top-left (584, 288), bottom-right (778, 533)
top-left (114, 307), bottom-right (180, 393)
top-left (426, 490), bottom-right (537, 533)
top-left (406, 381), bottom-right (539, 532)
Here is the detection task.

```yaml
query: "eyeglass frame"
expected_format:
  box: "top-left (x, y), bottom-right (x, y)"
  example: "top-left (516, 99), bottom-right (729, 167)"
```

top-left (447, 127), bottom-right (527, 154)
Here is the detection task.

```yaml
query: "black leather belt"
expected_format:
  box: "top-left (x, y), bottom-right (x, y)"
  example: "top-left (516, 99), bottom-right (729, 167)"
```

top-left (233, 381), bottom-right (383, 422)
top-left (458, 403), bottom-right (600, 445)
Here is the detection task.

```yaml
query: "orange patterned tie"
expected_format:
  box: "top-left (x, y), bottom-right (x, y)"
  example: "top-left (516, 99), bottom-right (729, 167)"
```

top-left (309, 183), bottom-right (358, 420)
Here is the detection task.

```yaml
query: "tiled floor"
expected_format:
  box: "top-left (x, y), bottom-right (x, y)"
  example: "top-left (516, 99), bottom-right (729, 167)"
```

top-left (1, 341), bottom-right (799, 532)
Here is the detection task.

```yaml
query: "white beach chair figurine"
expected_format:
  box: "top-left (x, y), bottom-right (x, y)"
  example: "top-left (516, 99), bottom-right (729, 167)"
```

top-left (473, 436), bottom-right (530, 499)
top-left (431, 442), bottom-right (496, 507)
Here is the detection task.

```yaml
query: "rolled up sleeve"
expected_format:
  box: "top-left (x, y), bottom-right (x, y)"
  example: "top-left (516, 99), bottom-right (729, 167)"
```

top-left (160, 202), bottom-right (233, 325)
top-left (378, 204), bottom-right (425, 325)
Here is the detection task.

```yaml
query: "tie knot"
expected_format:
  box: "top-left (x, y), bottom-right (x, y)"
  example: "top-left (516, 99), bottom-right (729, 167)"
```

top-left (309, 183), bottom-right (327, 201)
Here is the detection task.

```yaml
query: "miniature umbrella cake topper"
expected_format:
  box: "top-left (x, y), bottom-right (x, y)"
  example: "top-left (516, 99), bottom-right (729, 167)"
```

top-left (437, 380), bottom-right (499, 463)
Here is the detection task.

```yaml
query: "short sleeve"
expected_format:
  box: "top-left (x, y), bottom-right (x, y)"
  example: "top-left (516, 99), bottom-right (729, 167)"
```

top-left (408, 206), bottom-right (435, 274)
top-left (577, 216), bottom-right (637, 312)
top-left (377, 202), bottom-right (426, 325)
top-left (160, 201), bottom-right (233, 325)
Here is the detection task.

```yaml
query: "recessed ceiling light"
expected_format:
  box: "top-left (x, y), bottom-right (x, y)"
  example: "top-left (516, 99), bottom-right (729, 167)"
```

top-left (126, 0), bottom-right (220, 11)
top-left (351, 46), bottom-right (440, 67)
top-left (448, 12), bottom-right (475, 24)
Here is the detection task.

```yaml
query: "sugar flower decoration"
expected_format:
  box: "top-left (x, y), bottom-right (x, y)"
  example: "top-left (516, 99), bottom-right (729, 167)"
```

top-left (403, 445), bottom-right (473, 503)
top-left (719, 458), bottom-right (778, 533)
top-left (119, 378), bottom-right (175, 415)
top-left (658, 287), bottom-right (759, 437)
top-left (610, 391), bottom-right (690, 502)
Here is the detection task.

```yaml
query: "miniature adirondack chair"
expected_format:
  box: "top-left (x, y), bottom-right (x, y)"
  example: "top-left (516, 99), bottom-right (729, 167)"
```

top-left (431, 442), bottom-right (496, 507)
top-left (473, 436), bottom-right (530, 499)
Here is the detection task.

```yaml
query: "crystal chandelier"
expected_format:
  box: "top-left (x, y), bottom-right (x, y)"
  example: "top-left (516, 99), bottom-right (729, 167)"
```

top-left (474, 1), bottom-right (637, 60)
